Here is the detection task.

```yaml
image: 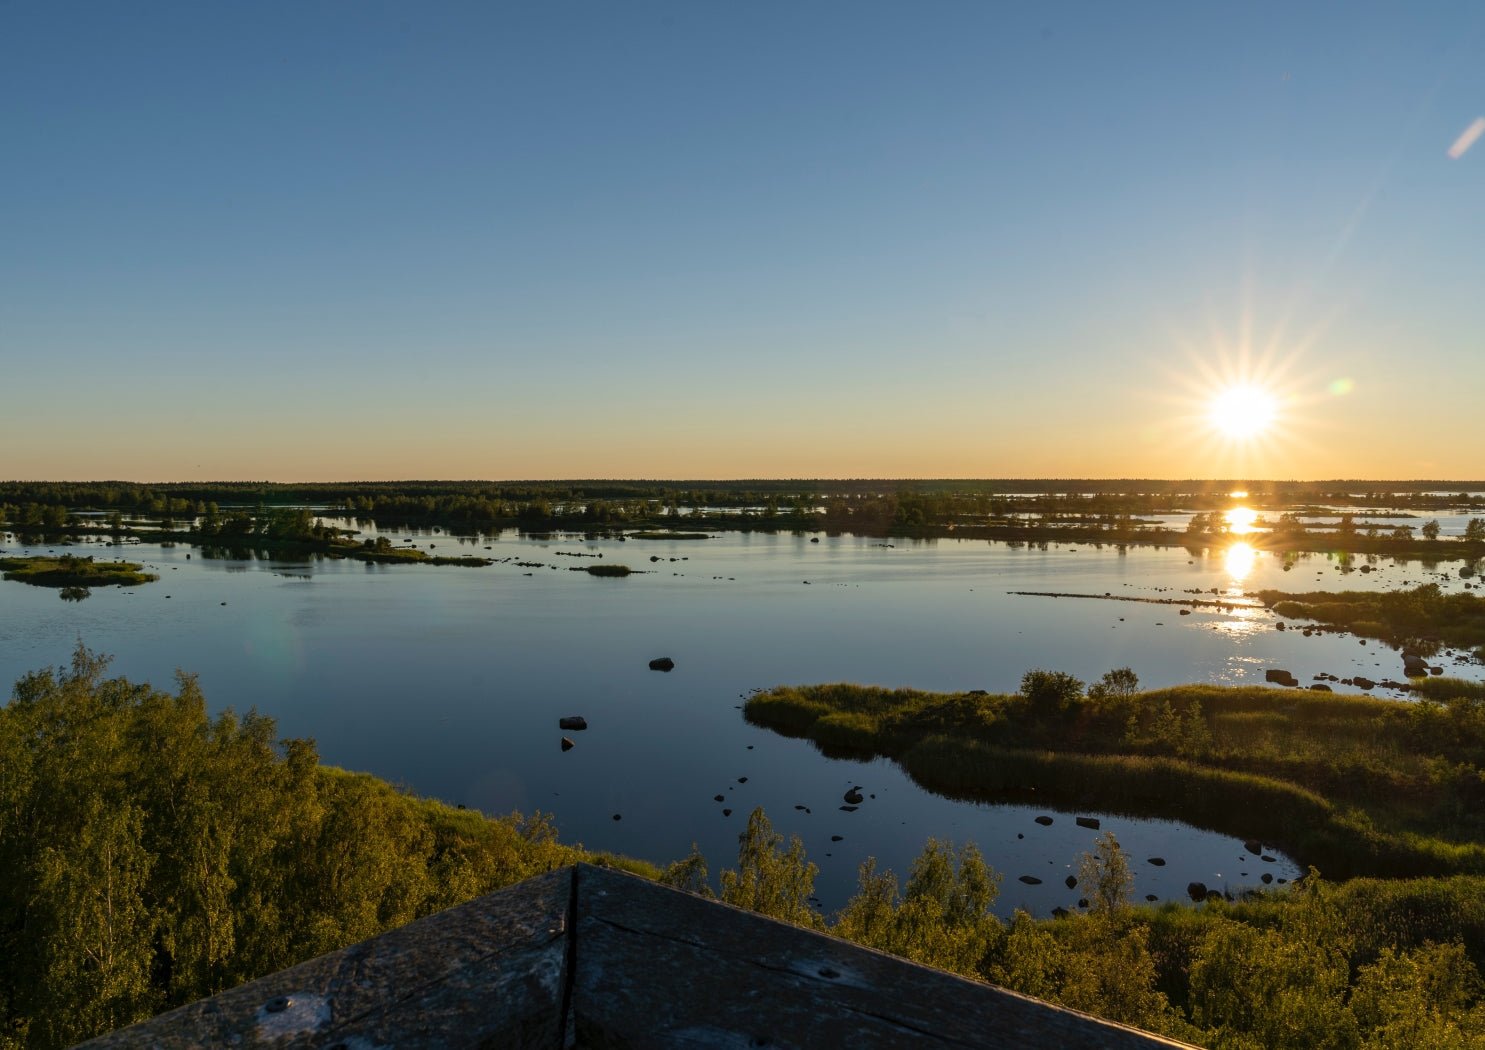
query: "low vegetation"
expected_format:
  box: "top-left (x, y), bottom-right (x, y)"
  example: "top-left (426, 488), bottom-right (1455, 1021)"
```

top-left (744, 671), bottom-right (1485, 880)
top-left (0, 555), bottom-right (157, 589)
top-left (688, 807), bottom-right (1485, 1048)
top-left (0, 649), bottom-right (652, 1048)
top-left (1258, 583), bottom-right (1485, 658)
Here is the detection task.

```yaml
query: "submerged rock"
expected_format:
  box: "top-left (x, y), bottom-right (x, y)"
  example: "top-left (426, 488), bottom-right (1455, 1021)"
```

top-left (558, 716), bottom-right (588, 731)
top-left (1034, 815), bottom-right (1054, 826)
top-left (1187, 882), bottom-right (1208, 902)
top-left (1065, 875), bottom-right (1078, 889)
top-left (1018, 875), bottom-right (1042, 885)
top-left (648, 657), bottom-right (675, 671)
top-left (1075, 816), bottom-right (1100, 830)
top-left (560, 737), bottom-right (574, 751)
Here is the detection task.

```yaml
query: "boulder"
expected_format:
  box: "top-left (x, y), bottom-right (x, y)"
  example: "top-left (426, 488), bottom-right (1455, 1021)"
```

top-left (1265, 669), bottom-right (1299, 687)
top-left (1075, 816), bottom-right (1100, 830)
top-left (558, 716), bottom-right (588, 731)
top-left (1147, 857), bottom-right (1166, 866)
top-left (1244, 840), bottom-right (1262, 855)
top-left (843, 788), bottom-right (864, 805)
top-left (560, 737), bottom-right (574, 751)
top-left (1018, 875), bottom-right (1043, 885)
top-left (1065, 875), bottom-right (1078, 889)
top-left (1034, 815), bottom-right (1054, 826)
top-left (1403, 653), bottom-right (1429, 677)
top-left (1354, 676), bottom-right (1376, 689)
top-left (648, 657), bottom-right (675, 671)
top-left (1310, 684), bottom-right (1332, 692)
top-left (1261, 873), bottom-right (1274, 884)
top-left (1187, 882), bottom-right (1208, 902)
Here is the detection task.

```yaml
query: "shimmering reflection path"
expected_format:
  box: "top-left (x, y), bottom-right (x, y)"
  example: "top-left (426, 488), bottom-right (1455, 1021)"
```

top-left (2, 528), bottom-right (1478, 911)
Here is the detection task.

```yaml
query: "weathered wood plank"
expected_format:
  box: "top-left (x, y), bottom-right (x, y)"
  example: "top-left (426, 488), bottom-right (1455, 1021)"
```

top-left (78, 868), bottom-right (574, 1049)
top-left (572, 864), bottom-right (1193, 1049)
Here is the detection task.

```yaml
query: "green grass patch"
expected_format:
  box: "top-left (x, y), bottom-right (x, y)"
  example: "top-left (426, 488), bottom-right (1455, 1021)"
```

top-left (0, 555), bottom-right (158, 588)
top-left (585, 563), bottom-right (634, 576)
top-left (745, 678), bottom-right (1485, 880)
top-left (1258, 583), bottom-right (1485, 654)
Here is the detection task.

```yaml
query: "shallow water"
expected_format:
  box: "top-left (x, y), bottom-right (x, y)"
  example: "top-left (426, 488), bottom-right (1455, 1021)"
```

top-left (3, 526), bottom-right (1481, 913)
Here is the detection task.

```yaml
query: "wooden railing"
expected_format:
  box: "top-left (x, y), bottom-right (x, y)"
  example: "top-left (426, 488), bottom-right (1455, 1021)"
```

top-left (80, 863), bottom-right (1194, 1048)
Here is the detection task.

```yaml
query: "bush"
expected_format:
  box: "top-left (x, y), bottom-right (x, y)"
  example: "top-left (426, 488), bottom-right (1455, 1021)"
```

top-left (1020, 669), bottom-right (1085, 709)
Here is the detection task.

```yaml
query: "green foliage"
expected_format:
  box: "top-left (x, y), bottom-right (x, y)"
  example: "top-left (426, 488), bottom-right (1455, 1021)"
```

top-left (719, 808), bottom-right (823, 929)
top-left (1089, 667), bottom-right (1139, 701)
top-left (0, 648), bottom-right (589, 1047)
top-left (1257, 584), bottom-right (1485, 654)
top-left (658, 843), bottom-right (714, 898)
top-left (1077, 832), bottom-right (1133, 916)
top-left (0, 556), bottom-right (157, 589)
top-left (833, 842), bottom-right (1003, 974)
top-left (1019, 669), bottom-right (1085, 710)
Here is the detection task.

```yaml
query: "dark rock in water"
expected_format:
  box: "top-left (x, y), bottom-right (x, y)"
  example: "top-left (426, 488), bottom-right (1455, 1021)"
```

top-left (715, 795), bottom-right (726, 802)
top-left (1017, 833), bottom-right (1024, 839)
top-left (558, 716), bottom-right (588, 731)
top-left (1261, 854), bottom-right (1276, 862)
top-left (1431, 667), bottom-right (1443, 675)
top-left (1078, 898), bottom-right (1089, 908)
top-left (831, 835), bottom-right (843, 842)
top-left (1310, 683), bottom-right (1332, 692)
top-left (1244, 839), bottom-right (1262, 855)
top-left (1187, 882), bottom-right (1208, 902)
top-left (1277, 878), bottom-right (1287, 884)
top-left (612, 814), bottom-right (622, 821)
top-left (840, 805), bottom-right (858, 812)
top-left (722, 808), bottom-right (732, 817)
top-left (1265, 669), bottom-right (1299, 687)
top-left (1051, 906), bottom-right (1070, 919)
top-left (1147, 857), bottom-right (1166, 866)
top-left (737, 776), bottom-right (748, 784)
top-left (1261, 873), bottom-right (1274, 884)
top-left (794, 804), bottom-right (808, 811)
top-left (1065, 875), bottom-right (1078, 889)
top-left (1403, 653), bottom-right (1429, 676)
top-left (810, 537), bottom-right (820, 543)
top-left (1018, 875), bottom-right (1043, 885)
top-left (560, 737), bottom-right (574, 751)
top-left (1146, 894), bottom-right (1159, 902)
top-left (648, 657), bottom-right (675, 671)
top-left (1274, 620), bottom-right (1284, 629)
top-left (1075, 816), bottom-right (1100, 830)
top-left (844, 789), bottom-right (864, 805)
top-left (1180, 608), bottom-right (1191, 616)
top-left (1034, 815), bottom-right (1054, 826)
top-left (1353, 676), bottom-right (1375, 690)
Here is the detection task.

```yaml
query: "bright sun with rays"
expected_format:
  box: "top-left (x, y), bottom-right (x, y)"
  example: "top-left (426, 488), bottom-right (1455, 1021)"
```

top-left (1209, 385), bottom-right (1279, 440)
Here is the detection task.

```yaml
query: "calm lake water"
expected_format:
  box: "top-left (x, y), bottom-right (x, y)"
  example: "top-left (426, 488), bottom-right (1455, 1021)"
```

top-left (4, 524), bottom-right (1482, 913)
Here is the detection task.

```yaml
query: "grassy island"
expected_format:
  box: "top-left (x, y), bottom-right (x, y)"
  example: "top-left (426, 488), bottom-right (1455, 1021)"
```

top-left (0, 554), bottom-right (158, 588)
top-left (1257, 583), bottom-right (1485, 658)
top-left (746, 672), bottom-right (1485, 881)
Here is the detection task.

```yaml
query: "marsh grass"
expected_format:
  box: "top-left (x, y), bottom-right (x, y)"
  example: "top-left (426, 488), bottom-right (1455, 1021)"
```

top-left (746, 677), bottom-right (1485, 878)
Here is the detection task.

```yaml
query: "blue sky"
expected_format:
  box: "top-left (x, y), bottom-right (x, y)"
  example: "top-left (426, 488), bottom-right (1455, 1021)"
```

top-left (3, 2), bottom-right (1482, 479)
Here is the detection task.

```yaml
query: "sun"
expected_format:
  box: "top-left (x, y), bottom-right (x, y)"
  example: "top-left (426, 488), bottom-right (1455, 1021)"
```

top-left (1208, 386), bottom-right (1278, 440)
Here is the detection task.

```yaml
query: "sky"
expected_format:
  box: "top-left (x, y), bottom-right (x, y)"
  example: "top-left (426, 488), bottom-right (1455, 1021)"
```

top-left (2, 1), bottom-right (1482, 481)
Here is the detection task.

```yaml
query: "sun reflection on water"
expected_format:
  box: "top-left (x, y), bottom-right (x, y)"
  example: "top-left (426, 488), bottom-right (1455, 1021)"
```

top-left (1223, 540), bottom-right (1256, 583)
top-left (1224, 507), bottom-right (1258, 535)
